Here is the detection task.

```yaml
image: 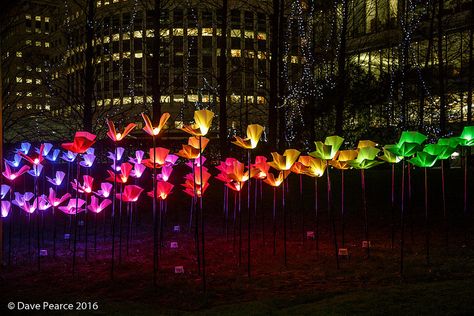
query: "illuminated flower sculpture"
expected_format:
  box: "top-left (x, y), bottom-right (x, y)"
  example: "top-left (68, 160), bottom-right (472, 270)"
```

top-left (268, 149), bottom-right (300, 266)
top-left (424, 137), bottom-right (460, 246)
top-left (409, 149), bottom-right (438, 266)
top-left (232, 124), bottom-right (264, 278)
top-left (378, 146), bottom-right (403, 248)
top-left (148, 180), bottom-right (174, 275)
top-left (88, 196), bottom-right (112, 251)
top-left (2, 162), bottom-right (30, 182)
top-left (348, 142), bottom-right (383, 257)
top-left (309, 135), bottom-right (344, 266)
top-left (386, 131), bottom-right (426, 275)
top-left (299, 155), bottom-right (327, 248)
top-left (263, 171), bottom-right (286, 256)
top-left (106, 119), bottom-right (136, 142)
top-left (61, 131), bottom-right (96, 275)
top-left (180, 109), bottom-right (214, 291)
top-left (47, 187), bottom-right (71, 257)
top-left (105, 118), bottom-right (137, 278)
top-left (72, 174), bottom-right (95, 260)
top-left (328, 149), bottom-right (358, 247)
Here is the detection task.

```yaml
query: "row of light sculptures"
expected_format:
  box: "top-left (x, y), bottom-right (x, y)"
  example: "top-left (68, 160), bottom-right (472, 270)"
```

top-left (1, 111), bottom-right (474, 289)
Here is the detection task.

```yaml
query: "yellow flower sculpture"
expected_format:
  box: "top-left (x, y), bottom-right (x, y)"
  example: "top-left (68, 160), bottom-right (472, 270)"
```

top-left (298, 156), bottom-right (327, 177)
top-left (329, 150), bottom-right (358, 170)
top-left (268, 149), bottom-right (301, 171)
top-left (181, 109), bottom-right (214, 136)
top-left (232, 124), bottom-right (264, 149)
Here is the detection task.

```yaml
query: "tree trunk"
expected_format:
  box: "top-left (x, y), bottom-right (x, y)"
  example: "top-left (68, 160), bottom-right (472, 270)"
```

top-left (467, 0), bottom-right (473, 124)
top-left (418, 1), bottom-right (436, 130)
top-left (152, 0), bottom-right (162, 124)
top-left (278, 0), bottom-right (286, 149)
top-left (219, 0), bottom-right (229, 157)
top-left (399, 0), bottom-right (409, 129)
top-left (335, 0), bottom-right (348, 136)
top-left (437, 0), bottom-right (446, 135)
top-left (83, 0), bottom-right (95, 132)
top-left (269, 0), bottom-right (280, 150)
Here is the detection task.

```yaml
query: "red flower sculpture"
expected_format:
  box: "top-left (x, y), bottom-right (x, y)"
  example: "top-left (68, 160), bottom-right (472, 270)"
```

top-left (19, 143), bottom-right (44, 165)
top-left (61, 131), bottom-right (96, 154)
top-left (116, 185), bottom-right (144, 202)
top-left (148, 181), bottom-right (174, 200)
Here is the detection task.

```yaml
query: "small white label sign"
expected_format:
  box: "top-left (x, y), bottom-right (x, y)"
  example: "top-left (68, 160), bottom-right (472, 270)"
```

top-left (173, 225), bottom-right (180, 232)
top-left (174, 266), bottom-right (184, 274)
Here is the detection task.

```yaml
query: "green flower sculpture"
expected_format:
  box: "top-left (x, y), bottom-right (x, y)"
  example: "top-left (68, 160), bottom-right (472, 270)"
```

top-left (379, 146), bottom-right (402, 164)
top-left (348, 146), bottom-right (383, 170)
top-left (309, 135), bottom-right (344, 160)
top-left (423, 143), bottom-right (456, 161)
top-left (386, 131), bottom-right (427, 158)
top-left (459, 126), bottom-right (474, 147)
top-left (408, 151), bottom-right (438, 168)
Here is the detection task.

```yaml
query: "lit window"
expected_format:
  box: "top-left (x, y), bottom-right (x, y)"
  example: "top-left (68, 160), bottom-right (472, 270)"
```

top-left (231, 29), bottom-right (241, 38)
top-left (173, 28), bottom-right (184, 36)
top-left (45, 42), bottom-right (50, 47)
top-left (123, 97), bottom-right (131, 104)
top-left (103, 36), bottom-right (110, 43)
top-left (257, 32), bottom-right (266, 40)
top-left (244, 31), bottom-right (254, 39)
top-left (134, 52), bottom-right (143, 58)
top-left (123, 52), bottom-right (130, 58)
top-left (25, 14), bottom-right (31, 20)
top-left (27, 92), bottom-right (32, 96)
top-left (146, 30), bottom-right (154, 37)
top-left (26, 104), bottom-right (32, 109)
top-left (17, 104), bottom-right (23, 109)
top-left (26, 78), bottom-right (33, 84)
top-left (16, 51), bottom-right (22, 57)
top-left (123, 32), bottom-right (130, 40)
top-left (231, 49), bottom-right (241, 57)
top-left (112, 53), bottom-right (120, 60)
top-left (35, 16), bottom-right (41, 21)
top-left (188, 28), bottom-right (198, 36)
top-left (25, 40), bottom-right (32, 45)
top-left (133, 30), bottom-right (142, 38)
top-left (202, 28), bottom-right (213, 36)
top-left (113, 0), bottom-right (119, 3)
top-left (26, 65), bottom-right (32, 71)
top-left (45, 17), bottom-right (50, 22)
top-left (96, 0), bottom-right (102, 7)
top-left (35, 28), bottom-right (41, 34)
top-left (112, 34), bottom-right (119, 41)
top-left (35, 41), bottom-right (41, 47)
top-left (45, 105), bottom-right (50, 110)
top-left (36, 79), bottom-right (42, 84)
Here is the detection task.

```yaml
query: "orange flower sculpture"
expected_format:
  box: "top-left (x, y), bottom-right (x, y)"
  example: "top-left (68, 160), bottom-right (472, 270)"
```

top-left (298, 156), bottom-right (327, 178)
top-left (143, 147), bottom-right (170, 169)
top-left (141, 112), bottom-right (171, 136)
top-left (250, 156), bottom-right (270, 179)
top-left (263, 171), bottom-right (286, 187)
top-left (177, 136), bottom-right (210, 159)
top-left (106, 119), bottom-right (136, 142)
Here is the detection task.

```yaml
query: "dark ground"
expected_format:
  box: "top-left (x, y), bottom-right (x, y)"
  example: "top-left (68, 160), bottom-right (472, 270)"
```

top-left (1, 166), bottom-right (474, 315)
